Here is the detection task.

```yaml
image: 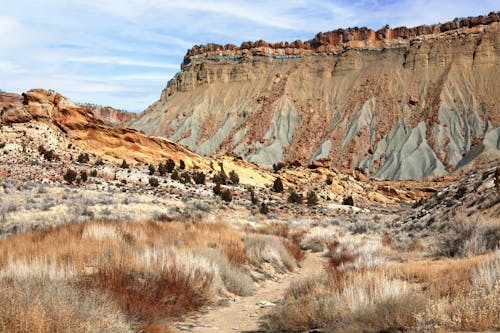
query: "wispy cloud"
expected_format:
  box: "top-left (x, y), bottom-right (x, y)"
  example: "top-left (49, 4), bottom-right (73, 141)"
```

top-left (66, 56), bottom-right (180, 69)
top-left (0, 0), bottom-right (496, 111)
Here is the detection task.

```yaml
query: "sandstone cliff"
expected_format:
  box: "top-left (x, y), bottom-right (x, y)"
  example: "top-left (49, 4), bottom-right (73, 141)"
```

top-left (131, 13), bottom-right (500, 180)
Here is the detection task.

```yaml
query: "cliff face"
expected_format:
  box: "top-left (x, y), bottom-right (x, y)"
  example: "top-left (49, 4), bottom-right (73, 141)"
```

top-left (130, 14), bottom-right (500, 180)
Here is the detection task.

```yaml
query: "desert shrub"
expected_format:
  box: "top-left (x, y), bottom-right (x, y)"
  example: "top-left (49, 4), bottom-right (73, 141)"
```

top-left (264, 272), bottom-right (411, 332)
top-left (193, 171), bottom-right (206, 185)
top-left (229, 170), bottom-right (239, 185)
top-left (244, 234), bottom-right (296, 271)
top-left (260, 202), bottom-right (269, 215)
top-left (179, 159), bottom-right (185, 170)
top-left (221, 189), bottom-right (232, 202)
top-left (325, 175), bottom-right (333, 185)
top-left (43, 149), bottom-right (56, 161)
top-left (435, 214), bottom-right (500, 257)
top-left (416, 253), bottom-right (500, 331)
top-left (171, 169), bottom-right (179, 181)
top-left (272, 162), bottom-right (286, 173)
top-left (0, 278), bottom-right (132, 333)
top-left (194, 247), bottom-right (253, 296)
top-left (77, 153), bottom-right (90, 164)
top-left (83, 264), bottom-right (213, 321)
top-left (248, 188), bottom-right (259, 205)
top-left (180, 172), bottom-right (191, 184)
top-left (165, 159), bottom-right (175, 173)
top-left (342, 195), bottom-right (354, 206)
top-left (120, 160), bottom-right (129, 169)
top-left (273, 177), bottom-right (284, 193)
top-left (94, 159), bottom-right (104, 166)
top-left (0, 142), bottom-right (5, 149)
top-left (300, 228), bottom-right (333, 252)
top-left (283, 240), bottom-right (307, 262)
top-left (90, 169), bottom-right (98, 177)
top-left (149, 177), bottom-right (159, 187)
top-left (80, 170), bottom-right (88, 183)
top-left (213, 170), bottom-right (228, 185)
top-left (63, 169), bottom-right (77, 184)
top-left (38, 144), bottom-right (56, 160)
top-left (306, 190), bottom-right (318, 207)
top-left (157, 163), bottom-right (167, 176)
top-left (213, 182), bottom-right (221, 196)
top-left (148, 164), bottom-right (156, 175)
top-left (288, 189), bottom-right (303, 204)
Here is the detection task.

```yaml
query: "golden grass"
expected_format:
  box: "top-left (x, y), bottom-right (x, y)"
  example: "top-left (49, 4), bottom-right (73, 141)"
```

top-left (0, 219), bottom-right (303, 330)
top-left (265, 236), bottom-right (500, 333)
top-left (0, 220), bottom-right (254, 328)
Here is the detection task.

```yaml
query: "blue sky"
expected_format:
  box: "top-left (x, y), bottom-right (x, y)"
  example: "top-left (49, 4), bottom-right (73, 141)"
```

top-left (0, 1), bottom-right (497, 112)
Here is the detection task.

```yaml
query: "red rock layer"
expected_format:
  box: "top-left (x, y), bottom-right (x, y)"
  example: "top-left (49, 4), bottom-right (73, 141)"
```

top-left (183, 12), bottom-right (499, 66)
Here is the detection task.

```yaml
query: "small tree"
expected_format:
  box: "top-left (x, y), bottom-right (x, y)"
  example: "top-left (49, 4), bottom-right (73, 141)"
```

top-left (80, 170), bottom-right (88, 183)
top-left (221, 189), bottom-right (232, 202)
top-left (121, 159), bottom-right (129, 169)
top-left (273, 177), bottom-right (284, 193)
top-left (64, 169), bottom-right (77, 184)
top-left (149, 177), bottom-right (159, 187)
top-left (288, 189), bottom-right (303, 204)
top-left (213, 182), bottom-right (222, 196)
top-left (179, 159), bottom-right (186, 170)
top-left (43, 150), bottom-right (56, 161)
top-left (77, 153), bottom-right (90, 164)
top-left (229, 170), bottom-right (240, 185)
top-left (249, 188), bottom-right (258, 205)
top-left (180, 172), bottom-right (191, 184)
top-left (94, 159), bottom-right (104, 166)
top-left (171, 169), bottom-right (179, 181)
top-left (273, 162), bottom-right (286, 173)
top-left (307, 190), bottom-right (318, 207)
top-left (193, 171), bottom-right (206, 185)
top-left (325, 176), bottom-right (333, 185)
top-left (158, 162), bottom-right (167, 176)
top-left (260, 202), bottom-right (269, 214)
top-left (165, 159), bottom-right (175, 173)
top-left (342, 195), bottom-right (354, 206)
top-left (148, 164), bottom-right (156, 175)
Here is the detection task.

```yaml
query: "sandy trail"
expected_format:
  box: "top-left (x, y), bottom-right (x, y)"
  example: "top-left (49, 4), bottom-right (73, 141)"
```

top-left (170, 252), bottom-right (325, 333)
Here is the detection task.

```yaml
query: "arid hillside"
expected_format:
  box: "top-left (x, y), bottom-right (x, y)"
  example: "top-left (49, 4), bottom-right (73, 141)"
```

top-left (130, 13), bottom-right (500, 180)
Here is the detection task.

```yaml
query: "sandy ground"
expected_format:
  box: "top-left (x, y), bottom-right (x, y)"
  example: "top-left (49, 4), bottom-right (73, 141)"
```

top-left (169, 252), bottom-right (325, 333)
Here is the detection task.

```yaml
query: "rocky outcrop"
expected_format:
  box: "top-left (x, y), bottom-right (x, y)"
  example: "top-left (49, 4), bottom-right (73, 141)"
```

top-left (81, 104), bottom-right (136, 127)
top-left (0, 92), bottom-right (22, 106)
top-left (0, 89), bottom-right (206, 166)
top-left (131, 13), bottom-right (500, 180)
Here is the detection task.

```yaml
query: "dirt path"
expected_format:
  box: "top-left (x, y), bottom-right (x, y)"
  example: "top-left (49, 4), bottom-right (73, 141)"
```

top-left (170, 252), bottom-right (325, 333)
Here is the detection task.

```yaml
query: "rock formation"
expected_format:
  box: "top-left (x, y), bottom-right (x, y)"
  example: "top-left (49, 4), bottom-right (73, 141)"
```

top-left (130, 13), bottom-right (500, 180)
top-left (81, 104), bottom-right (137, 127)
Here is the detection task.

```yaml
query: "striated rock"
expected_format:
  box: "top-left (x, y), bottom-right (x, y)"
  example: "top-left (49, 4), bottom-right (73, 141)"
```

top-left (130, 14), bottom-right (500, 180)
top-left (181, 12), bottom-right (499, 67)
top-left (83, 105), bottom-right (136, 128)
top-left (0, 103), bottom-right (32, 123)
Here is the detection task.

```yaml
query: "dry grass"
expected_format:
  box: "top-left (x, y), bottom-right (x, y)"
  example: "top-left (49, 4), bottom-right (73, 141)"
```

top-left (0, 219), bottom-right (294, 329)
top-left (265, 234), bottom-right (500, 333)
top-left (244, 234), bottom-right (296, 271)
top-left (389, 253), bottom-right (492, 298)
top-left (0, 278), bottom-right (132, 333)
top-left (435, 212), bottom-right (500, 257)
top-left (415, 250), bottom-right (500, 331)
